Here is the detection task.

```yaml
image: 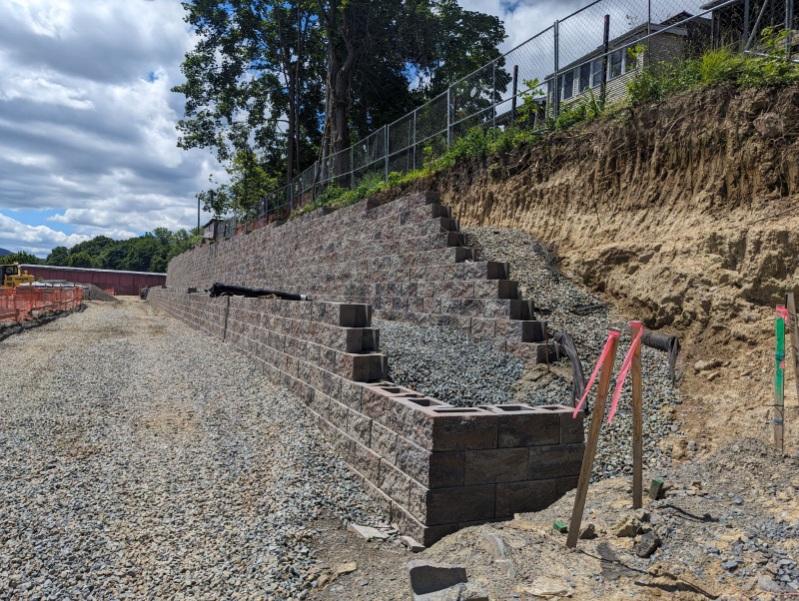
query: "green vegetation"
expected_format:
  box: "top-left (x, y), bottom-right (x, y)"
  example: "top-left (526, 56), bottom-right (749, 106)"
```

top-left (4, 229), bottom-right (201, 273)
top-left (290, 126), bottom-right (541, 218)
top-left (627, 29), bottom-right (799, 105)
top-left (289, 35), bottom-right (799, 221)
top-left (0, 251), bottom-right (41, 266)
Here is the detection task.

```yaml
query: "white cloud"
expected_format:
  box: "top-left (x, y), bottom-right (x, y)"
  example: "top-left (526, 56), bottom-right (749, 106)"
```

top-left (0, 0), bottom-right (220, 255)
top-left (0, 212), bottom-right (89, 256)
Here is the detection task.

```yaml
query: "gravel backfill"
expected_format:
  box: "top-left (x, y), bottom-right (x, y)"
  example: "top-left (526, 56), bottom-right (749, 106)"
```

top-left (379, 227), bottom-right (680, 480)
top-left (0, 300), bottom-right (382, 600)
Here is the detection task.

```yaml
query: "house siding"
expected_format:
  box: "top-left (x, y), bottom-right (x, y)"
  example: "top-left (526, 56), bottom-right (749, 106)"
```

top-left (546, 30), bottom-right (688, 113)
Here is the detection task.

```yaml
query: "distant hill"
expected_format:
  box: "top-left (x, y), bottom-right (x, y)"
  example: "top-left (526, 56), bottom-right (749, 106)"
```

top-left (0, 248), bottom-right (11, 257)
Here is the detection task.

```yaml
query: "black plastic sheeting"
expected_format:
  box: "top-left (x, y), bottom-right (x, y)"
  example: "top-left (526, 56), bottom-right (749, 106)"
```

top-left (642, 329), bottom-right (681, 384)
top-left (208, 283), bottom-right (310, 301)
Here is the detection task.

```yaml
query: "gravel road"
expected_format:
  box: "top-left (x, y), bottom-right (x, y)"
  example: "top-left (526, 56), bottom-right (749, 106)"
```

top-left (0, 299), bottom-right (381, 600)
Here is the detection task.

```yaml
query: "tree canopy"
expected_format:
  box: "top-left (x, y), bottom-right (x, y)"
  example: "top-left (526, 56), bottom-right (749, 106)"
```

top-left (35, 229), bottom-right (200, 273)
top-left (175, 0), bottom-right (506, 217)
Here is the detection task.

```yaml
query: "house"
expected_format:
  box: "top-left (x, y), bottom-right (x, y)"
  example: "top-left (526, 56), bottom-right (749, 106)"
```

top-left (545, 12), bottom-right (711, 111)
top-left (701, 0), bottom-right (796, 49)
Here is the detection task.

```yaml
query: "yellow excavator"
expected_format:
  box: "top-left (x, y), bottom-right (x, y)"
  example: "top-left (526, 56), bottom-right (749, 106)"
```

top-left (1, 264), bottom-right (35, 288)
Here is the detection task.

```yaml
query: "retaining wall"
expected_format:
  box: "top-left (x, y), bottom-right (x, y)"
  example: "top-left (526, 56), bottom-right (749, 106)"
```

top-left (166, 192), bottom-right (555, 361)
top-left (148, 288), bottom-right (583, 545)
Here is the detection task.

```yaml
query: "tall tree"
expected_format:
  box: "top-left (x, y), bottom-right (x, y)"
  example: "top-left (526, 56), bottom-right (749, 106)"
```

top-left (175, 0), bottom-right (507, 214)
top-left (174, 1), bottom-right (324, 190)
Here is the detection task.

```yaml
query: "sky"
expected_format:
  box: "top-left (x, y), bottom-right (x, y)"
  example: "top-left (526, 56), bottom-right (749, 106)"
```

top-left (0, 0), bottom-right (690, 257)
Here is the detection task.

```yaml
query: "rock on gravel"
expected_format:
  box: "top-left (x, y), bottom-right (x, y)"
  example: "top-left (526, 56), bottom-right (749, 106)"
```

top-left (0, 299), bottom-right (383, 599)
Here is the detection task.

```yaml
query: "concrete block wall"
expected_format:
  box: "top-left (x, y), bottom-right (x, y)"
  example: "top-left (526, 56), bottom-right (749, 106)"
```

top-left (166, 192), bottom-right (556, 361)
top-left (148, 288), bottom-right (583, 545)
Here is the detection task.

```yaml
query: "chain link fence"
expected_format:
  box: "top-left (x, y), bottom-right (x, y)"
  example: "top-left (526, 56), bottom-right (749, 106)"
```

top-left (215, 0), bottom-right (796, 237)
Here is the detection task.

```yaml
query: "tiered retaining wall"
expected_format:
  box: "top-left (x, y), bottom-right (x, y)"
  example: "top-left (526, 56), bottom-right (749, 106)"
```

top-left (167, 192), bottom-right (554, 361)
top-left (148, 288), bottom-right (583, 545)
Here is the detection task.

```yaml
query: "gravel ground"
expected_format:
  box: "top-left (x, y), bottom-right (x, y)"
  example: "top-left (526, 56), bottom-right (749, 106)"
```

top-left (379, 227), bottom-right (680, 480)
top-left (377, 319), bottom-right (525, 407)
top-left (0, 299), bottom-right (382, 600)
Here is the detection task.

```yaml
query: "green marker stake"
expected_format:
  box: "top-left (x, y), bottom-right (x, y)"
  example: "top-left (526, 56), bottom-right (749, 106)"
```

top-left (775, 313), bottom-right (785, 451)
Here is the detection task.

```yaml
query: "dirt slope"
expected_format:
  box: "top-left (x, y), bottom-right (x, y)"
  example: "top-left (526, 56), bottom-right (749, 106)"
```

top-left (380, 84), bottom-right (799, 455)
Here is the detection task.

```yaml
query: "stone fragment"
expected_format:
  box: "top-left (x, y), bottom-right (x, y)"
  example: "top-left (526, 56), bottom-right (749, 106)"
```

top-left (579, 523), bottom-right (597, 540)
top-left (399, 535), bottom-right (425, 553)
top-left (516, 578), bottom-right (574, 598)
top-left (757, 574), bottom-right (783, 593)
top-left (722, 559), bottom-right (739, 572)
top-left (348, 523), bottom-right (391, 541)
top-left (634, 532), bottom-right (661, 558)
top-left (334, 562), bottom-right (357, 576)
top-left (694, 359), bottom-right (722, 372)
top-left (613, 517), bottom-right (642, 538)
top-left (407, 560), bottom-right (467, 596)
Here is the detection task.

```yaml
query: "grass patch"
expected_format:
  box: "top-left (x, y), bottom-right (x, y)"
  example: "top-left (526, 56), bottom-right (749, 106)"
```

top-left (628, 29), bottom-right (799, 105)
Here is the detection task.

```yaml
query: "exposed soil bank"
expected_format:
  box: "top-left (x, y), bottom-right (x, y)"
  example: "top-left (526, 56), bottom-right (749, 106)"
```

top-left (381, 84), bottom-right (799, 453)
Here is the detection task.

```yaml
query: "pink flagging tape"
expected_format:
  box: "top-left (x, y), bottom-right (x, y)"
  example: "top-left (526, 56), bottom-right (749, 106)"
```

top-left (777, 305), bottom-right (790, 325)
top-left (608, 321), bottom-right (645, 424)
top-left (572, 329), bottom-right (621, 419)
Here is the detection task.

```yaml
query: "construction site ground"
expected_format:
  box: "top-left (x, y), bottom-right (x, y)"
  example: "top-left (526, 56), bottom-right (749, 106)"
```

top-left (1, 224), bottom-right (798, 599)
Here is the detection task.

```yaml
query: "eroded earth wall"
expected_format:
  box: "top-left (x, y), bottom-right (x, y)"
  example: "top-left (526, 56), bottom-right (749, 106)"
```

top-left (417, 85), bottom-right (799, 449)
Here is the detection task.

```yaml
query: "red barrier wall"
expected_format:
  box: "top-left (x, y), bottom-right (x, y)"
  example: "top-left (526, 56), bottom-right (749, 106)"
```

top-left (0, 286), bottom-right (83, 323)
top-left (20, 265), bottom-right (166, 296)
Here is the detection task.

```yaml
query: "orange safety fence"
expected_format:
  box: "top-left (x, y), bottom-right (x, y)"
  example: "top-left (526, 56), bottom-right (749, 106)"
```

top-left (0, 286), bottom-right (84, 324)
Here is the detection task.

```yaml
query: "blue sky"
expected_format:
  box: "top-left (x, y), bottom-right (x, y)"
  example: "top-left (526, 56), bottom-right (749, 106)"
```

top-left (0, 0), bottom-right (671, 257)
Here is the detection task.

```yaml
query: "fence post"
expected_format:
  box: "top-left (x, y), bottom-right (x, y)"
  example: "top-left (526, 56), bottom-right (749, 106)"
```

top-left (383, 125), bottom-right (389, 181)
top-left (491, 60), bottom-right (497, 128)
top-left (350, 145), bottom-right (355, 189)
top-left (743, 0), bottom-right (750, 51)
top-left (446, 87), bottom-right (452, 147)
top-left (553, 19), bottom-right (560, 119)
top-left (412, 109), bottom-right (417, 170)
top-left (511, 64), bottom-right (519, 123)
top-left (601, 15), bottom-right (610, 108)
top-left (787, 0), bottom-right (794, 60)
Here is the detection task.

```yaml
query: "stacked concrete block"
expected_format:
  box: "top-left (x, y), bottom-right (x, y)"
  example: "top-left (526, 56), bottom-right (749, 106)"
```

top-left (165, 191), bottom-right (557, 361)
top-left (148, 288), bottom-right (583, 545)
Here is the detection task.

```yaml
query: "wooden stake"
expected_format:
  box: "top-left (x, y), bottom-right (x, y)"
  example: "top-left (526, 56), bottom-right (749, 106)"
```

top-left (566, 331), bottom-right (619, 548)
top-left (632, 329), bottom-right (643, 509)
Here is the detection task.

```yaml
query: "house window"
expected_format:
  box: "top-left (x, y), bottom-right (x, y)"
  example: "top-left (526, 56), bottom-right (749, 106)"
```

top-left (609, 49), bottom-right (623, 78)
top-left (591, 59), bottom-right (603, 87)
top-left (561, 69), bottom-right (574, 100)
top-left (579, 62), bottom-right (592, 92)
